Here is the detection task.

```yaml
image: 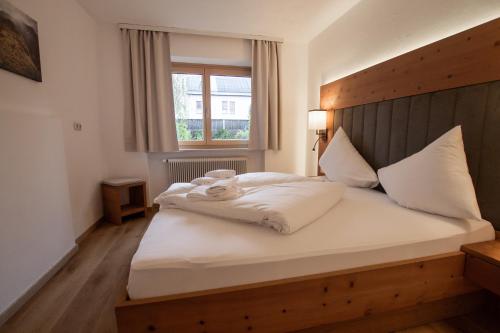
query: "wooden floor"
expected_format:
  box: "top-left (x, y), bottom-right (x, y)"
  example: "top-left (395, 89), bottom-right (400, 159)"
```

top-left (0, 214), bottom-right (150, 333)
top-left (0, 213), bottom-right (493, 333)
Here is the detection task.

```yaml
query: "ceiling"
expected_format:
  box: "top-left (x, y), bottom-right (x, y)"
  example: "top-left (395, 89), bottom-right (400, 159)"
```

top-left (77, 0), bottom-right (361, 42)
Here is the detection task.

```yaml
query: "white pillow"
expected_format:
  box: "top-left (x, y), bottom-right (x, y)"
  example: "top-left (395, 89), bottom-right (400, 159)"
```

top-left (319, 127), bottom-right (379, 188)
top-left (378, 126), bottom-right (481, 220)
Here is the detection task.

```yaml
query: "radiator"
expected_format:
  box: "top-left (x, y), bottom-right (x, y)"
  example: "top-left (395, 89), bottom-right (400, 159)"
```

top-left (165, 157), bottom-right (247, 185)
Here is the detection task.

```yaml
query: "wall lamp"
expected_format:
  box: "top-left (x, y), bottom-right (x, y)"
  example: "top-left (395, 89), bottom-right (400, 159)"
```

top-left (308, 109), bottom-right (328, 151)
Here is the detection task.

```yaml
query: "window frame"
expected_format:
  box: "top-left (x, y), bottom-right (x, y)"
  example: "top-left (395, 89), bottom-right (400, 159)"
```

top-left (221, 100), bottom-right (229, 114)
top-left (171, 63), bottom-right (252, 148)
top-left (229, 101), bottom-right (236, 115)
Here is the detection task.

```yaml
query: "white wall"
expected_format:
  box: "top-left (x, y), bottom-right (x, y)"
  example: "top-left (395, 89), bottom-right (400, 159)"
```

top-left (170, 33), bottom-right (251, 66)
top-left (0, 0), bottom-right (104, 319)
top-left (0, 0), bottom-right (105, 238)
top-left (265, 42), bottom-right (308, 175)
top-left (307, 0), bottom-right (500, 175)
top-left (0, 111), bottom-right (76, 320)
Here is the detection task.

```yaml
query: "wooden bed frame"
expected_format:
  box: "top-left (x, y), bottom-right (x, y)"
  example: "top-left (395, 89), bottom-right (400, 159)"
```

top-left (116, 18), bottom-right (500, 332)
top-left (116, 252), bottom-right (484, 332)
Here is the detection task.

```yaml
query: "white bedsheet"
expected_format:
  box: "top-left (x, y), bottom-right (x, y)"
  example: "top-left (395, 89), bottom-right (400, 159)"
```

top-left (128, 187), bottom-right (495, 299)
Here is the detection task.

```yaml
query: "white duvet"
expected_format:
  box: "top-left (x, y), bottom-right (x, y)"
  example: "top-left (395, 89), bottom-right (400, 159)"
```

top-left (155, 172), bottom-right (314, 199)
top-left (156, 181), bottom-right (345, 234)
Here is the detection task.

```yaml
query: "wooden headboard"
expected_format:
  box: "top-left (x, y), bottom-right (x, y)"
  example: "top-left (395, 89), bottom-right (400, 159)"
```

top-left (319, 18), bottom-right (500, 230)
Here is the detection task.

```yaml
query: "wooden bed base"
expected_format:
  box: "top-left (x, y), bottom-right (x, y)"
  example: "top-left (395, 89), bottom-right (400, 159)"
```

top-left (115, 251), bottom-right (482, 332)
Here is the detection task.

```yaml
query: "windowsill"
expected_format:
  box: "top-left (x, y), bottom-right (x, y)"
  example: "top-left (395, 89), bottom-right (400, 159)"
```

top-left (179, 141), bottom-right (249, 150)
top-left (178, 147), bottom-right (250, 153)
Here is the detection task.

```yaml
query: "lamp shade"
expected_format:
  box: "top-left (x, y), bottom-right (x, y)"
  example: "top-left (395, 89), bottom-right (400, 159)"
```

top-left (308, 109), bottom-right (327, 130)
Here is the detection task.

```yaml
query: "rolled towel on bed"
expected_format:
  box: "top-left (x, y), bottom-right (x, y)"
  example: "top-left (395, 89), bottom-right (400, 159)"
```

top-left (206, 178), bottom-right (238, 196)
top-left (205, 169), bottom-right (236, 179)
top-left (187, 179), bottom-right (243, 201)
top-left (191, 177), bottom-right (217, 186)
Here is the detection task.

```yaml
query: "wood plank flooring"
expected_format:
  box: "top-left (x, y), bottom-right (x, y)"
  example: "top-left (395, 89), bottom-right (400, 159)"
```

top-left (0, 213), bottom-right (489, 332)
top-left (0, 215), bottom-right (149, 333)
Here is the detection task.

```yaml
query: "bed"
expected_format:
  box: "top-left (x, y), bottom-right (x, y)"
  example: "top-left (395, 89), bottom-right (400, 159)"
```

top-left (116, 17), bottom-right (500, 333)
top-left (128, 186), bottom-right (493, 300)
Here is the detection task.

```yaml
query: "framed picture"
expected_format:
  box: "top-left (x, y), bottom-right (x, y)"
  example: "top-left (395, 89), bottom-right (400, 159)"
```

top-left (0, 0), bottom-right (42, 82)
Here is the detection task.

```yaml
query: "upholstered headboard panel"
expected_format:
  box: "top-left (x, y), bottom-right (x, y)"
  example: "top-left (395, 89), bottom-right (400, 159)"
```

top-left (332, 80), bottom-right (500, 230)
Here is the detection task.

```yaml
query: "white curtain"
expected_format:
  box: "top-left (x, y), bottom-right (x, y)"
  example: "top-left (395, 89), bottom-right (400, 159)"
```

top-left (249, 40), bottom-right (281, 150)
top-left (122, 29), bottom-right (178, 152)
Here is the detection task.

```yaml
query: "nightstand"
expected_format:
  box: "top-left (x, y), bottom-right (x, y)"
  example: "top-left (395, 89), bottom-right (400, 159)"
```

top-left (101, 178), bottom-right (146, 225)
top-left (461, 236), bottom-right (500, 296)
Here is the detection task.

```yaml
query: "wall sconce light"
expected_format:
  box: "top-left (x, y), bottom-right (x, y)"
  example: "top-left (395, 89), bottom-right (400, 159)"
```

top-left (308, 109), bottom-right (327, 151)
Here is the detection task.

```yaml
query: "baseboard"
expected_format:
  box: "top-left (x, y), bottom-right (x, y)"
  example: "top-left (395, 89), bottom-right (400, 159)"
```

top-left (149, 204), bottom-right (159, 214)
top-left (76, 217), bottom-right (103, 244)
top-left (0, 244), bottom-right (79, 327)
top-left (76, 207), bottom-right (156, 245)
top-left (0, 208), bottom-right (153, 327)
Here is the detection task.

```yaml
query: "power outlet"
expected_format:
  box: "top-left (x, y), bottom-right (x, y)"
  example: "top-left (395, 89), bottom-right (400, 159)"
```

top-left (73, 122), bottom-right (82, 131)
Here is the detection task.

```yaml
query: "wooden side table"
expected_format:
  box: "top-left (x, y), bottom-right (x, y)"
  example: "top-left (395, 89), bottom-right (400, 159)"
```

top-left (101, 178), bottom-right (146, 225)
top-left (461, 236), bottom-right (500, 296)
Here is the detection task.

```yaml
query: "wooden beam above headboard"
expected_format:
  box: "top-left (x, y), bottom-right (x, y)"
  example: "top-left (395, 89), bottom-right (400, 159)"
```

top-left (320, 18), bottom-right (500, 111)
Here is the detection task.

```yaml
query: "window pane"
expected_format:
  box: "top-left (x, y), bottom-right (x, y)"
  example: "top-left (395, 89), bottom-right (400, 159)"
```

top-left (172, 73), bottom-right (204, 141)
top-left (210, 75), bottom-right (251, 140)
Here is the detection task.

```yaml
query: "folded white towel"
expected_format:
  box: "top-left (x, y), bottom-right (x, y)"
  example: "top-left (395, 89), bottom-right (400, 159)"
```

top-left (206, 178), bottom-right (238, 196)
top-left (191, 177), bottom-right (217, 186)
top-left (187, 182), bottom-right (243, 201)
top-left (205, 169), bottom-right (236, 179)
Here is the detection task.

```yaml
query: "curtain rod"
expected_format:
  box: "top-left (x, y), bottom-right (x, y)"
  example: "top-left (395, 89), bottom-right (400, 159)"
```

top-left (118, 23), bottom-right (284, 43)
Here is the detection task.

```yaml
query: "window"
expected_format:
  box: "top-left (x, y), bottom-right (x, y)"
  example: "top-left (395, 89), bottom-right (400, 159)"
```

top-left (172, 63), bottom-right (251, 146)
top-left (221, 101), bottom-right (236, 115)
top-left (196, 100), bottom-right (203, 113)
